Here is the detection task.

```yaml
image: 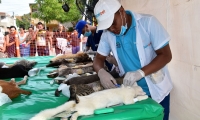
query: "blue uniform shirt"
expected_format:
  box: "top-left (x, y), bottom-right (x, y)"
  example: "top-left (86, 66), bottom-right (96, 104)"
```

top-left (86, 30), bottom-right (103, 51)
top-left (116, 11), bottom-right (169, 95)
top-left (116, 11), bottom-right (150, 95)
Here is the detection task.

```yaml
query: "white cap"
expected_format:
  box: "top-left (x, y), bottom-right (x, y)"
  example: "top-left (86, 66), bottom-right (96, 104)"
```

top-left (94, 0), bottom-right (121, 31)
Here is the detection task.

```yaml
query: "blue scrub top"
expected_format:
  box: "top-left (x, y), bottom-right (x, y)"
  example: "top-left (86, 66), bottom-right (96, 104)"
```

top-left (86, 30), bottom-right (103, 51)
top-left (116, 11), bottom-right (150, 95)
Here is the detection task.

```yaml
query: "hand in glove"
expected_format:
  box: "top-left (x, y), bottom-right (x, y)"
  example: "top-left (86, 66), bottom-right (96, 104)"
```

top-left (123, 69), bottom-right (145, 87)
top-left (98, 68), bottom-right (117, 89)
top-left (106, 55), bottom-right (118, 66)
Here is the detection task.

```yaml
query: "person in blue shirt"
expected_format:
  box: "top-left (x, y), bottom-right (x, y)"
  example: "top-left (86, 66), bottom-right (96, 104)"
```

top-left (93, 0), bottom-right (173, 120)
top-left (75, 20), bottom-right (102, 51)
top-left (75, 20), bottom-right (113, 71)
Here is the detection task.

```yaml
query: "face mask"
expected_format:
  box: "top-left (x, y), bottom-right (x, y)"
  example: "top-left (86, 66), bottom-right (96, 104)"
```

top-left (84, 31), bottom-right (92, 37)
top-left (115, 25), bottom-right (127, 36)
top-left (115, 11), bottom-right (127, 36)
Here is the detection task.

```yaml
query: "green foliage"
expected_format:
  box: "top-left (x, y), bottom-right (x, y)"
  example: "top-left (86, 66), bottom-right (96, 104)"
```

top-left (16, 14), bottom-right (31, 29)
top-left (32, 0), bottom-right (81, 24)
top-left (67, 27), bottom-right (74, 32)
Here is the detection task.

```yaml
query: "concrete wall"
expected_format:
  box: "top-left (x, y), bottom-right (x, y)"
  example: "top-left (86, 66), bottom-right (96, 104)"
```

top-left (120, 0), bottom-right (200, 119)
top-left (0, 14), bottom-right (15, 30)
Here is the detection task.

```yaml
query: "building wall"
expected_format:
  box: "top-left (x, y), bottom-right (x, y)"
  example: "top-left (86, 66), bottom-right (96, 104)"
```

top-left (30, 18), bottom-right (59, 31)
top-left (0, 13), bottom-right (14, 30)
top-left (120, 0), bottom-right (200, 119)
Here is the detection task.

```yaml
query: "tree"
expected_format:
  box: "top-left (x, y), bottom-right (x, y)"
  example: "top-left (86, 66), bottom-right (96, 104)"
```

top-left (32, 0), bottom-right (81, 24)
top-left (16, 13), bottom-right (31, 29)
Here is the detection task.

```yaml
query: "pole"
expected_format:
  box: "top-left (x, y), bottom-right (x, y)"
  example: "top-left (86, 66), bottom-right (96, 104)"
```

top-left (15, 37), bottom-right (20, 57)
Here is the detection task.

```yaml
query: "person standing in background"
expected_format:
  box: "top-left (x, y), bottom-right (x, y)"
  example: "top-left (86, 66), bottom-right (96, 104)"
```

top-left (76, 20), bottom-right (102, 52)
top-left (6, 26), bottom-right (18, 57)
top-left (53, 24), bottom-right (68, 54)
top-left (18, 26), bottom-right (29, 57)
top-left (0, 29), bottom-right (7, 58)
top-left (34, 22), bottom-right (53, 56)
top-left (20, 26), bottom-right (35, 57)
top-left (76, 20), bottom-right (116, 71)
top-left (70, 30), bottom-right (81, 54)
top-left (27, 27), bottom-right (37, 56)
top-left (76, 20), bottom-right (113, 71)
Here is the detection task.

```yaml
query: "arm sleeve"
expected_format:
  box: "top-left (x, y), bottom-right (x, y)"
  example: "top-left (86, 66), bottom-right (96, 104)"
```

top-left (97, 32), bottom-right (111, 56)
top-left (86, 38), bottom-right (90, 47)
top-left (148, 16), bottom-right (170, 50)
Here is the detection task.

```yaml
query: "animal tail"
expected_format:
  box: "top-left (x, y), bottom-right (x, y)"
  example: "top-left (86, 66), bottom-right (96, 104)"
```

top-left (30, 100), bottom-right (76, 120)
top-left (20, 89), bottom-right (31, 95)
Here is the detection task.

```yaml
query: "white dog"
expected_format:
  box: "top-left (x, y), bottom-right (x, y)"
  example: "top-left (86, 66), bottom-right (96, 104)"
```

top-left (31, 85), bottom-right (148, 120)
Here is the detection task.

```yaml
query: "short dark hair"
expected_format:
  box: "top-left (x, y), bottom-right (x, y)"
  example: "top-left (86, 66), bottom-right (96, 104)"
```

top-left (37, 22), bottom-right (43, 25)
top-left (10, 26), bottom-right (16, 30)
top-left (20, 26), bottom-right (25, 30)
top-left (28, 26), bottom-right (34, 30)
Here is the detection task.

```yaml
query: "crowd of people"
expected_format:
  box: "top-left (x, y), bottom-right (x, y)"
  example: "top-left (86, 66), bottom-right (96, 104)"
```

top-left (0, 22), bottom-right (84, 58)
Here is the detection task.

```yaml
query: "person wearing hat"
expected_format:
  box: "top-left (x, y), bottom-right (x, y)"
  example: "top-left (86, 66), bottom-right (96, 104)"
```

top-left (76, 20), bottom-right (103, 52)
top-left (93, 0), bottom-right (173, 120)
top-left (75, 20), bottom-right (115, 71)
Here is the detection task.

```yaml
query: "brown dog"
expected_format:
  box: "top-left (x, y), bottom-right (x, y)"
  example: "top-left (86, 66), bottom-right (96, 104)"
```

top-left (0, 76), bottom-right (31, 99)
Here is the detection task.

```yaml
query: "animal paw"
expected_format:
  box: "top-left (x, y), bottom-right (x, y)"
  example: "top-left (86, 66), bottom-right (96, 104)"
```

top-left (10, 78), bottom-right (15, 82)
top-left (24, 75), bottom-right (28, 80)
top-left (137, 95), bottom-right (148, 101)
top-left (22, 76), bottom-right (28, 84)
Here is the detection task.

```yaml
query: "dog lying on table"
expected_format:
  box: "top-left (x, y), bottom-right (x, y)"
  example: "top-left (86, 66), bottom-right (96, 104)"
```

top-left (0, 59), bottom-right (37, 79)
top-left (46, 52), bottom-right (93, 68)
top-left (0, 75), bottom-right (31, 104)
top-left (55, 68), bottom-right (121, 102)
top-left (31, 83), bottom-right (148, 120)
top-left (46, 53), bottom-right (95, 79)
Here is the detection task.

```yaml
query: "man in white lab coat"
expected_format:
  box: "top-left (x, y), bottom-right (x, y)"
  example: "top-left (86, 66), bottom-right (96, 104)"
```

top-left (93, 0), bottom-right (173, 120)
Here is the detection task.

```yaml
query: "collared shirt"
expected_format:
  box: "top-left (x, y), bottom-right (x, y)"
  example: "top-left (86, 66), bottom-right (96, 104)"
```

top-left (116, 11), bottom-right (150, 95)
top-left (97, 11), bottom-right (172, 102)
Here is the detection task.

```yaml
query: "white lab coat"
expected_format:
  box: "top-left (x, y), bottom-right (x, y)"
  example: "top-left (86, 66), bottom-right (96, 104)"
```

top-left (97, 11), bottom-right (173, 103)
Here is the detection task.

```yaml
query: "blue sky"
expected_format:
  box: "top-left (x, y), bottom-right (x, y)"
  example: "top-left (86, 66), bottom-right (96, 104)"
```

top-left (0, 0), bottom-right (35, 16)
